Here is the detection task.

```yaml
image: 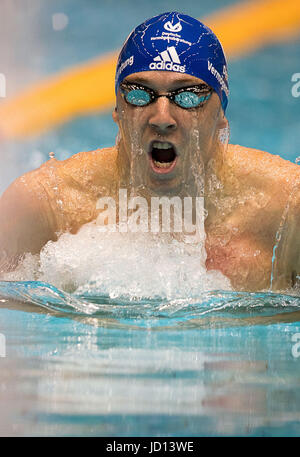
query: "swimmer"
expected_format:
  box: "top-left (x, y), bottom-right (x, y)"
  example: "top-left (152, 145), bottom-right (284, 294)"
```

top-left (0, 12), bottom-right (299, 291)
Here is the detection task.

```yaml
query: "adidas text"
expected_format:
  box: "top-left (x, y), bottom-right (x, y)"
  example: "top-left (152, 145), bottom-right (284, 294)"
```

top-left (149, 61), bottom-right (185, 72)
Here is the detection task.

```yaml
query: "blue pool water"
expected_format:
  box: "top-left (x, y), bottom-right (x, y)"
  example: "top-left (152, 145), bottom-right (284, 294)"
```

top-left (1, 281), bottom-right (300, 436)
top-left (1, 0), bottom-right (300, 437)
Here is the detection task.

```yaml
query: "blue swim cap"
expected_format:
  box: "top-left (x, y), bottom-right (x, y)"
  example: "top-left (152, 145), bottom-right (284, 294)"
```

top-left (115, 12), bottom-right (229, 112)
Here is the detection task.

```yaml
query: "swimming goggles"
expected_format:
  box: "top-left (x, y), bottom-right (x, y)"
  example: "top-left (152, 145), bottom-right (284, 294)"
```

top-left (120, 82), bottom-right (213, 109)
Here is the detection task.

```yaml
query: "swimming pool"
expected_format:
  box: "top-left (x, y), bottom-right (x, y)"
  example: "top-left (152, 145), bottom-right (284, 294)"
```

top-left (1, 0), bottom-right (300, 437)
top-left (1, 283), bottom-right (300, 436)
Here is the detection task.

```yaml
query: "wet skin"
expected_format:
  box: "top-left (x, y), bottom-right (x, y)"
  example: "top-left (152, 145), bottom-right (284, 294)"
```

top-left (0, 71), bottom-right (300, 292)
top-left (114, 72), bottom-right (226, 195)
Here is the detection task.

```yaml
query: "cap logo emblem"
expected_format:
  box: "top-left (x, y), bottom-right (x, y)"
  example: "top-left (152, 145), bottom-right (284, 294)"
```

top-left (164, 21), bottom-right (182, 33)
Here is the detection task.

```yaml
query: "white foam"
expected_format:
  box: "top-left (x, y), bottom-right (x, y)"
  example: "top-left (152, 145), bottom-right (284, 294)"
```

top-left (2, 221), bottom-right (231, 300)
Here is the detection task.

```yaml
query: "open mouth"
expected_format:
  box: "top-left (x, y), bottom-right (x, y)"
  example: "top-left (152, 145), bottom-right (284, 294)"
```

top-left (149, 141), bottom-right (178, 174)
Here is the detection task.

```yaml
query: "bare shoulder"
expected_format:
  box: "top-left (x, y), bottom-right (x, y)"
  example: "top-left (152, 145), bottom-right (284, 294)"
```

top-left (226, 144), bottom-right (300, 194)
top-left (4, 146), bottom-right (119, 208)
top-left (55, 146), bottom-right (118, 187)
top-left (28, 146), bottom-right (118, 190)
top-left (2, 146), bottom-right (117, 191)
top-left (0, 146), bottom-right (118, 265)
top-left (0, 166), bottom-right (57, 266)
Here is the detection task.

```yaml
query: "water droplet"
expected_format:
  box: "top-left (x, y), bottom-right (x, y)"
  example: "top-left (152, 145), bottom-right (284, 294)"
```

top-left (52, 13), bottom-right (69, 31)
top-left (49, 151), bottom-right (55, 159)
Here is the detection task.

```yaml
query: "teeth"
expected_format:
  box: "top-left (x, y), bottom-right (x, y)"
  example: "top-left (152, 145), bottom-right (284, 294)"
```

top-left (153, 141), bottom-right (173, 150)
top-left (153, 159), bottom-right (172, 168)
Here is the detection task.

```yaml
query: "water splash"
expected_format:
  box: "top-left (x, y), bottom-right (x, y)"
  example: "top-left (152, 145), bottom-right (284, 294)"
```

top-left (0, 280), bottom-right (300, 330)
top-left (0, 222), bottom-right (231, 301)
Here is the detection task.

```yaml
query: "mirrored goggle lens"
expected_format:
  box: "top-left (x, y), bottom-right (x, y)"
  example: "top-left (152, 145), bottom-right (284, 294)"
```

top-left (174, 91), bottom-right (211, 108)
top-left (125, 89), bottom-right (151, 106)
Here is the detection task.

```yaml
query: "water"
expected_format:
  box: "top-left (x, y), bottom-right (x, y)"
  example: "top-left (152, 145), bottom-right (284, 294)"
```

top-left (1, 227), bottom-right (300, 436)
top-left (1, 0), bottom-right (300, 437)
top-left (1, 287), bottom-right (300, 436)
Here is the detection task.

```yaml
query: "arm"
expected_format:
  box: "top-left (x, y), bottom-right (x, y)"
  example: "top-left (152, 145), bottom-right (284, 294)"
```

top-left (271, 182), bottom-right (300, 290)
top-left (0, 176), bottom-right (57, 272)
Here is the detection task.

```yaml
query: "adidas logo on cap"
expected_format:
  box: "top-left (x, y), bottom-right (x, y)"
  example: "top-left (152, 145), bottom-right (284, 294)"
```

top-left (149, 46), bottom-right (186, 73)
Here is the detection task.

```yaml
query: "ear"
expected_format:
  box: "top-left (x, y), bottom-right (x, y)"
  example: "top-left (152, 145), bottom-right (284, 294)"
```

top-left (112, 107), bottom-right (119, 124)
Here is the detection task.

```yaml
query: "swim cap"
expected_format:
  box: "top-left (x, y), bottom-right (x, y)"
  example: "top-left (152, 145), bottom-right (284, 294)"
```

top-left (115, 12), bottom-right (229, 112)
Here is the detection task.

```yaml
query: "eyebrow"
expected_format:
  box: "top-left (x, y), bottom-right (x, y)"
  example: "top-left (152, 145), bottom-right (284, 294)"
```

top-left (124, 76), bottom-right (210, 90)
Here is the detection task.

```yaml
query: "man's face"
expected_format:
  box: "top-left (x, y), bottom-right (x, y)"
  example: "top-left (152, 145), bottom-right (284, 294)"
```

top-left (113, 71), bottom-right (226, 195)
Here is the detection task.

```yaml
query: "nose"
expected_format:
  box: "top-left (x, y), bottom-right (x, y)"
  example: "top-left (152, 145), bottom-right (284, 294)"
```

top-left (148, 96), bottom-right (177, 134)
